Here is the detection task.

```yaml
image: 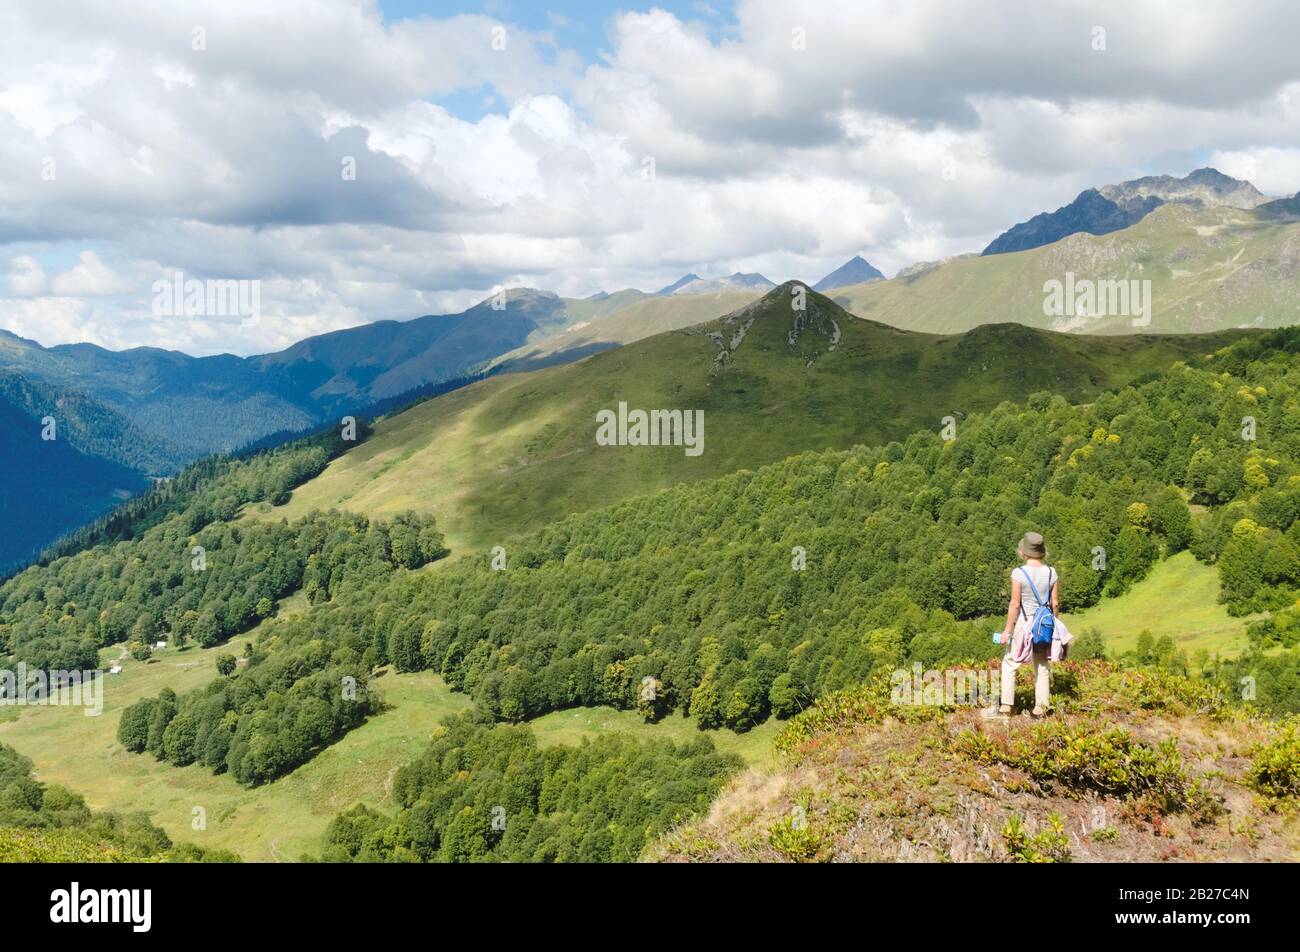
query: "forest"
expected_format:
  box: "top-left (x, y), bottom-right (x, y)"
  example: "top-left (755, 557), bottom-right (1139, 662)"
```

top-left (319, 714), bottom-right (741, 862)
top-left (7, 328), bottom-right (1300, 795)
top-left (211, 327), bottom-right (1299, 735)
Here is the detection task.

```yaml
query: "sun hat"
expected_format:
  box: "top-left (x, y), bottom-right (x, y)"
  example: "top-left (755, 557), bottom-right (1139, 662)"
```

top-left (1018, 531), bottom-right (1046, 559)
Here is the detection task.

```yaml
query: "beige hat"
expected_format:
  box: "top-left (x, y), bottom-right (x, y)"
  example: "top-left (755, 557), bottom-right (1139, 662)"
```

top-left (1018, 531), bottom-right (1046, 559)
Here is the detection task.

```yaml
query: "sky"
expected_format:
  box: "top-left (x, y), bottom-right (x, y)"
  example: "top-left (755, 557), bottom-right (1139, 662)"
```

top-left (2, 0), bottom-right (1299, 357)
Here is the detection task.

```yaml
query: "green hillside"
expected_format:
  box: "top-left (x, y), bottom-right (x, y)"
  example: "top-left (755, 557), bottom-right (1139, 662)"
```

top-left (0, 738), bottom-right (235, 863)
top-left (259, 282), bottom-right (1250, 555)
top-left (0, 369), bottom-right (191, 571)
top-left (831, 203), bottom-right (1300, 335)
top-left (1068, 550), bottom-right (1263, 657)
top-left (488, 288), bottom-right (762, 372)
top-left (4, 313), bottom-right (1299, 862)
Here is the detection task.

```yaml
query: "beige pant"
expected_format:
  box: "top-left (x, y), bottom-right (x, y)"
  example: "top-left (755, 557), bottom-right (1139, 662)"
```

top-left (1001, 642), bottom-right (1050, 708)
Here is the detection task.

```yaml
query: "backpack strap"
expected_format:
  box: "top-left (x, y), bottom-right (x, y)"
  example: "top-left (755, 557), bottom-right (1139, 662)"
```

top-left (1018, 567), bottom-right (1046, 620)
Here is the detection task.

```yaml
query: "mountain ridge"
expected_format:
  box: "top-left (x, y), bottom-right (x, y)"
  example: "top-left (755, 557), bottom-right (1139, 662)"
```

top-left (256, 280), bottom-right (1254, 557)
top-left (983, 167), bottom-right (1269, 256)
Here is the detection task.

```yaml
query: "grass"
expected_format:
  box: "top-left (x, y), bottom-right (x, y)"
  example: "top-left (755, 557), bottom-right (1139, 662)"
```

top-left (490, 289), bottom-right (762, 372)
top-left (830, 203), bottom-right (1300, 336)
top-left (0, 615), bottom-right (777, 860)
top-left (531, 707), bottom-right (782, 770)
top-left (1069, 551), bottom-right (1262, 657)
top-left (650, 662), bottom-right (1300, 863)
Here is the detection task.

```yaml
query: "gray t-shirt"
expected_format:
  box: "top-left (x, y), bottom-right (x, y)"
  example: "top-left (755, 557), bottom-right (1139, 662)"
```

top-left (1013, 564), bottom-right (1056, 618)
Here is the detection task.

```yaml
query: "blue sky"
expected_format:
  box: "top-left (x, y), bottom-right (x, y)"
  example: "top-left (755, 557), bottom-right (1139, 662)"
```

top-left (379, 1), bottom-right (733, 120)
top-left (2, 0), bottom-right (1299, 356)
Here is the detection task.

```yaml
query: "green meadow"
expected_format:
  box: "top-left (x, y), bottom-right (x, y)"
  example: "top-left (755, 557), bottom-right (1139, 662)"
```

top-left (1068, 551), bottom-right (1261, 657)
top-left (0, 622), bottom-right (778, 860)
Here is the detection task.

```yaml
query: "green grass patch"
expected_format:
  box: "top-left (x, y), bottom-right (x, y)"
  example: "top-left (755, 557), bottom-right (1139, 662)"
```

top-left (530, 706), bottom-right (781, 770)
top-left (1069, 552), bottom-right (1260, 657)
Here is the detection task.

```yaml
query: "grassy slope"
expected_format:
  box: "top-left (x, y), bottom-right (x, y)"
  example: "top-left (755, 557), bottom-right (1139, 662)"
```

top-left (831, 203), bottom-right (1300, 335)
top-left (530, 708), bottom-right (781, 770)
top-left (254, 284), bottom-right (1250, 557)
top-left (650, 665), bottom-right (1300, 863)
top-left (491, 289), bottom-right (762, 372)
top-left (0, 608), bottom-right (776, 861)
top-left (1069, 551), bottom-right (1262, 657)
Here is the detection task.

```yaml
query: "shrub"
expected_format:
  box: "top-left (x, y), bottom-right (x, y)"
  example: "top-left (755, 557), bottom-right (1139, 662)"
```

top-left (1247, 718), bottom-right (1300, 799)
top-left (1003, 814), bottom-right (1071, 863)
top-left (774, 678), bottom-right (891, 756)
top-left (768, 809), bottom-right (822, 862)
top-left (957, 721), bottom-right (1191, 807)
top-left (1074, 665), bottom-right (1229, 719)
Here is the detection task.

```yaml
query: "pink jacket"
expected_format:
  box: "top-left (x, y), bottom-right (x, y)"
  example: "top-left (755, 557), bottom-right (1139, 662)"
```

top-left (1007, 614), bottom-right (1073, 663)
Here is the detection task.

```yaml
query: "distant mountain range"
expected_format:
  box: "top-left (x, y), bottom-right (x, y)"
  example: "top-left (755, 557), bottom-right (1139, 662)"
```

top-left (982, 167), bottom-right (1270, 255)
top-left (1259, 190), bottom-right (1300, 218)
top-left (0, 373), bottom-right (152, 570)
top-left (832, 199), bottom-right (1300, 335)
top-left (813, 255), bottom-right (884, 291)
top-left (0, 288), bottom-right (634, 568)
top-left (656, 272), bottom-right (776, 295)
top-left (0, 288), bottom-right (631, 458)
top-left (1, 167), bottom-right (1296, 571)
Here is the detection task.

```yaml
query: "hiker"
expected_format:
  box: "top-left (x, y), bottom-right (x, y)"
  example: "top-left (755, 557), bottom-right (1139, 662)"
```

top-left (995, 531), bottom-right (1060, 717)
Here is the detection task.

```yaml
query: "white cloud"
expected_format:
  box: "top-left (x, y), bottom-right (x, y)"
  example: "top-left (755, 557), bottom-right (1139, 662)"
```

top-left (50, 250), bottom-right (130, 296)
top-left (1209, 146), bottom-right (1300, 197)
top-left (0, 0), bottom-right (1298, 355)
top-left (6, 256), bottom-right (47, 296)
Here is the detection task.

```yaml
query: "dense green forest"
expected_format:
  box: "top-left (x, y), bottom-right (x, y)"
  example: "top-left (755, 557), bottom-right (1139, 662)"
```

top-left (319, 713), bottom-right (741, 862)
top-left (29, 421), bottom-right (368, 566)
top-left (0, 743), bottom-right (237, 862)
top-left (0, 420), bottom-right (439, 677)
top-left (11, 328), bottom-right (1300, 799)
top-left (227, 328), bottom-right (1299, 731)
top-left (0, 370), bottom-right (182, 474)
top-left (0, 417), bottom-right (454, 791)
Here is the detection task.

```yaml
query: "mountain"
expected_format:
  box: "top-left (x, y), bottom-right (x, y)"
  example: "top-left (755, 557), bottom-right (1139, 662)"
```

top-left (1099, 166), bottom-right (1270, 212)
top-left (830, 201), bottom-right (1300, 335)
top-left (259, 281), bottom-right (1251, 556)
top-left (0, 288), bottom-right (648, 567)
top-left (487, 288), bottom-right (764, 373)
top-left (656, 274), bottom-right (702, 295)
top-left (1258, 190), bottom-right (1300, 218)
top-left (894, 253), bottom-right (978, 279)
top-left (983, 167), bottom-right (1269, 255)
top-left (661, 272), bottom-right (776, 295)
top-left (0, 373), bottom-right (151, 571)
top-left (813, 255), bottom-right (884, 290)
top-left (0, 288), bottom-right (631, 463)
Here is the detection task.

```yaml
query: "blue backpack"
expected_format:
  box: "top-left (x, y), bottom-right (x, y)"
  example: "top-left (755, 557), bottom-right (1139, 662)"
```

top-left (1018, 567), bottom-right (1056, 646)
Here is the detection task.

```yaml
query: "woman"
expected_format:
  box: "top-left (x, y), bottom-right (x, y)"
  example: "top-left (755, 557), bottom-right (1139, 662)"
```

top-left (996, 531), bottom-right (1059, 717)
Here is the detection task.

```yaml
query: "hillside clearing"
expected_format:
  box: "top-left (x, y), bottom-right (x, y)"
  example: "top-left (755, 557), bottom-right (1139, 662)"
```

top-left (1069, 552), bottom-right (1262, 657)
